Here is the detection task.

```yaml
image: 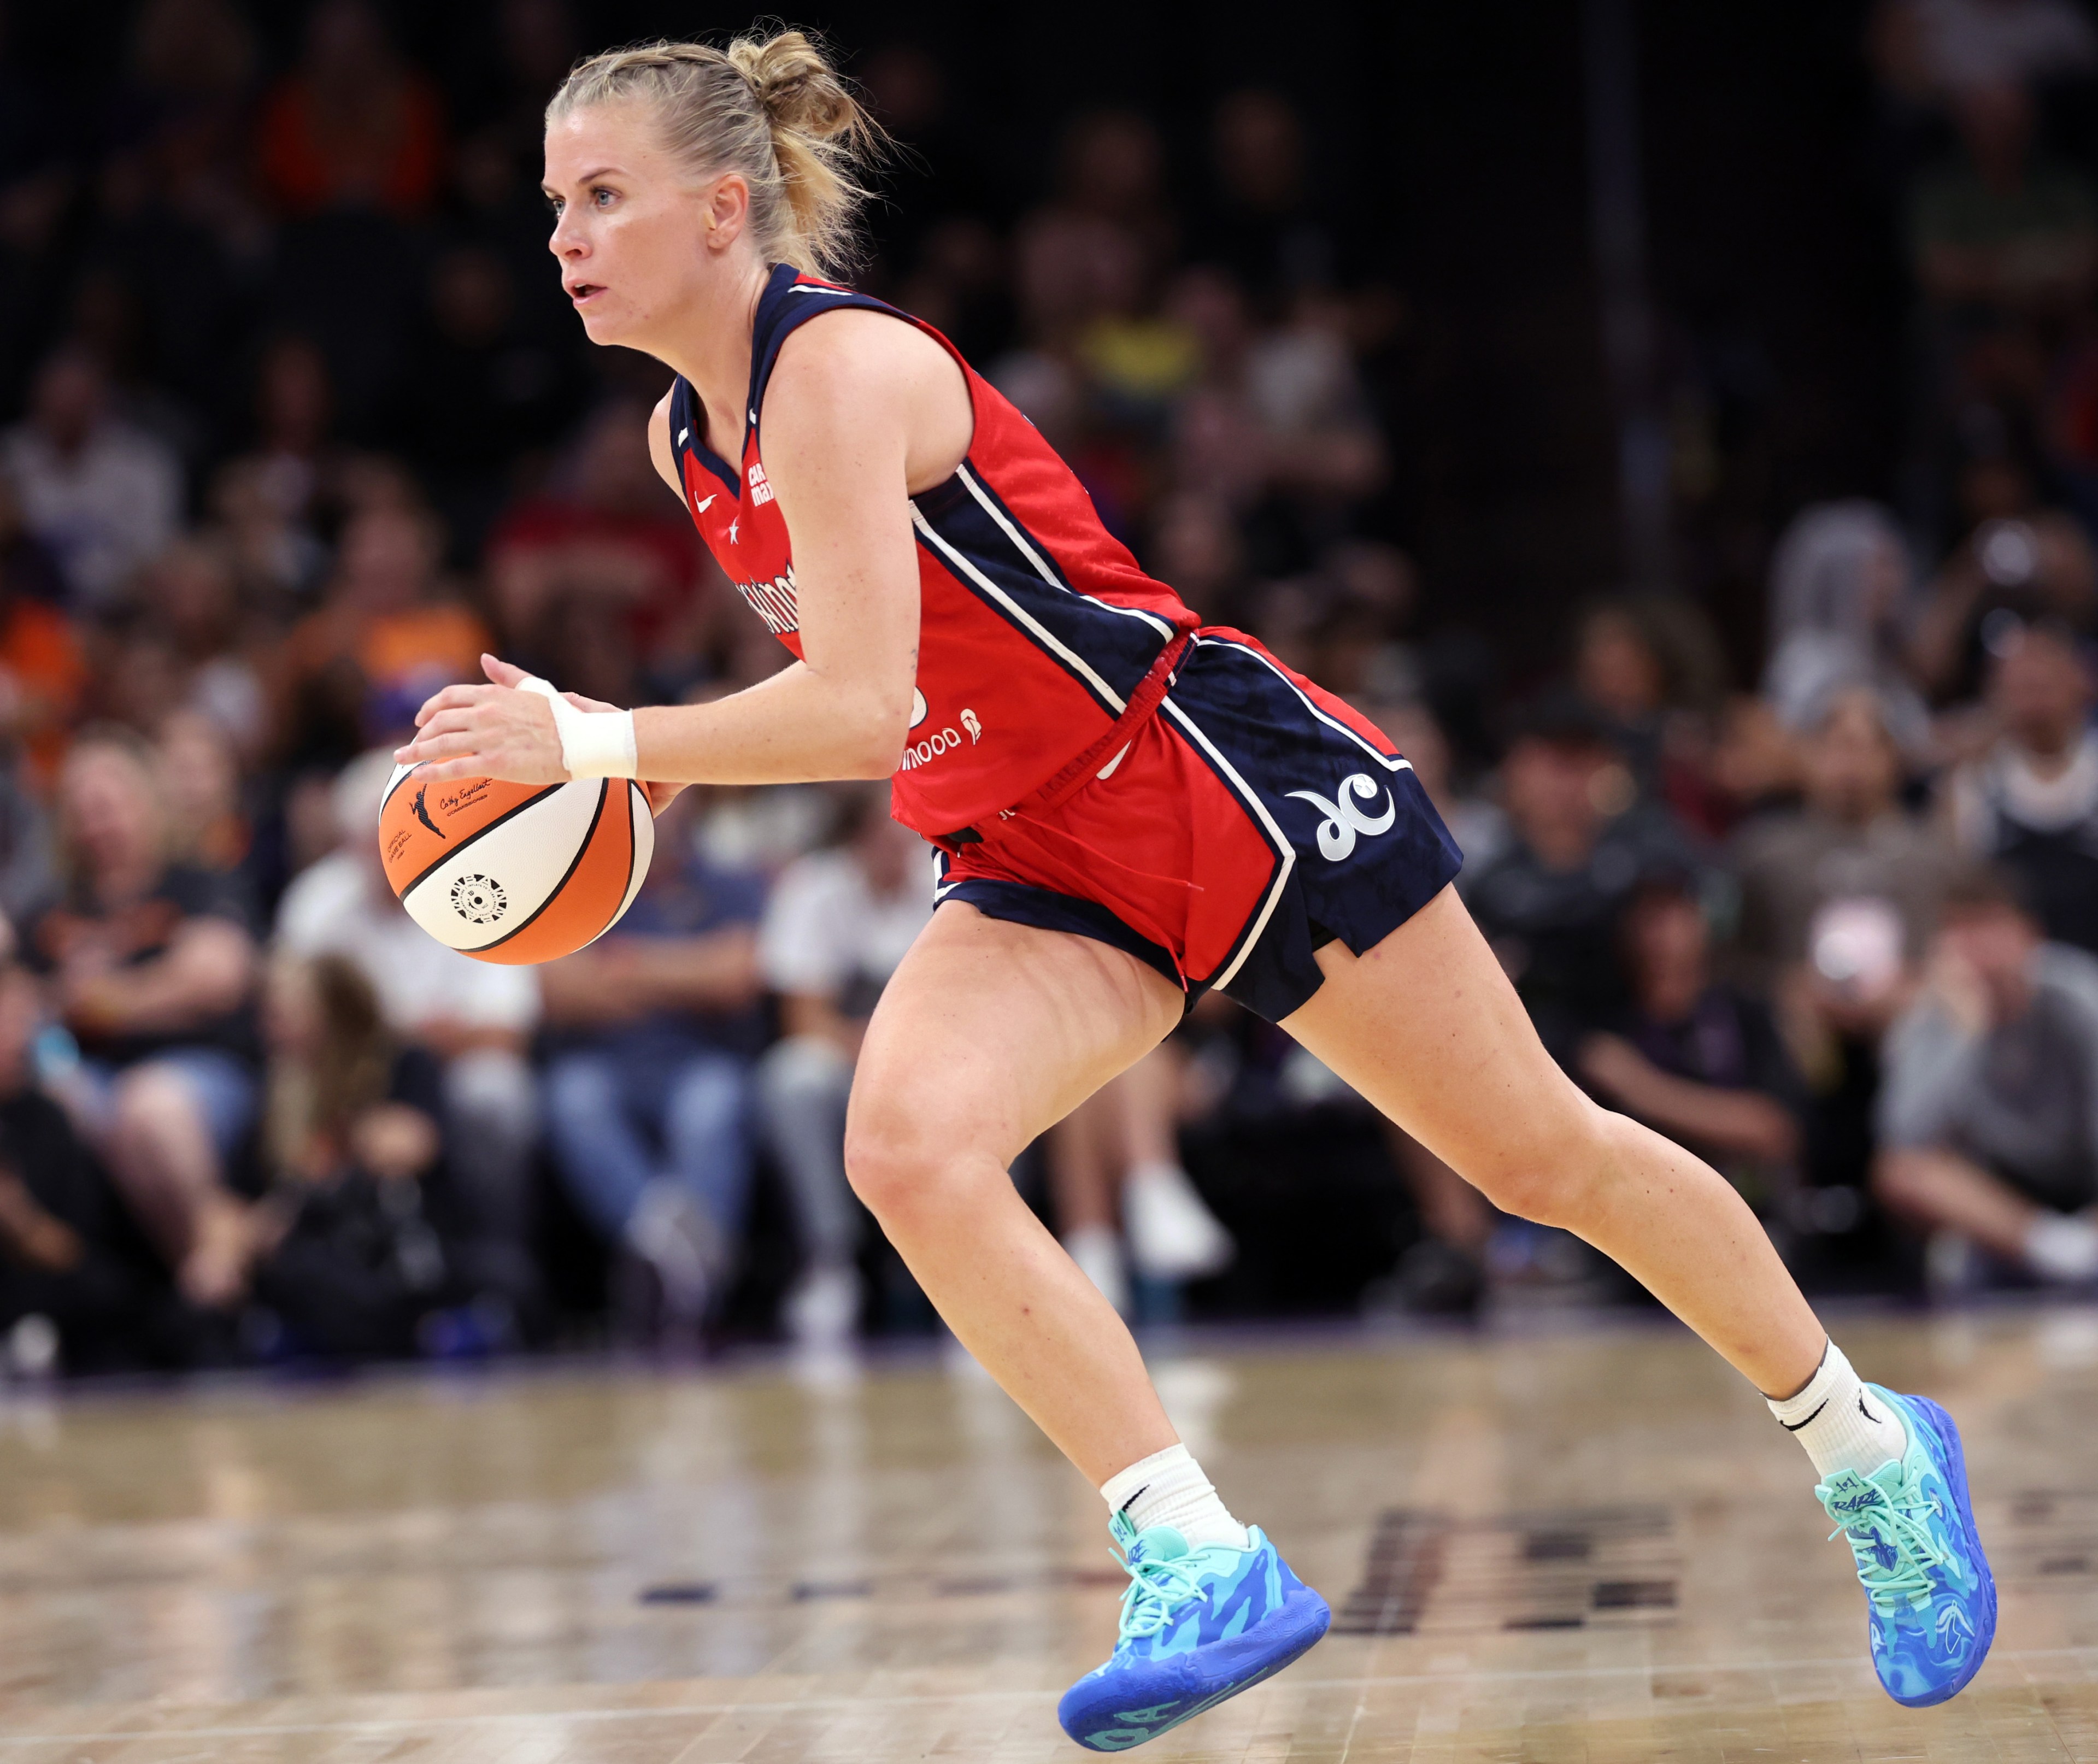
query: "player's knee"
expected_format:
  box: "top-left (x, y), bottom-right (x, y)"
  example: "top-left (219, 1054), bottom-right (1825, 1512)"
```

top-left (1453, 1096), bottom-right (1617, 1228)
top-left (841, 1104), bottom-right (942, 1223)
top-left (844, 1086), bottom-right (1006, 1229)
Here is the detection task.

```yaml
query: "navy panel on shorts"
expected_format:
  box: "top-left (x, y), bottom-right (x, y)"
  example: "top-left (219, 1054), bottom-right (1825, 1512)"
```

top-left (933, 634), bottom-right (1464, 1024)
top-left (929, 868), bottom-right (1187, 991)
top-left (1164, 636), bottom-right (1464, 1021)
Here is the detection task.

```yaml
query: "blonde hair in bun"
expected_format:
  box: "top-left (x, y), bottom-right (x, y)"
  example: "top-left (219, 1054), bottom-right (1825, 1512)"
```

top-left (547, 27), bottom-right (885, 276)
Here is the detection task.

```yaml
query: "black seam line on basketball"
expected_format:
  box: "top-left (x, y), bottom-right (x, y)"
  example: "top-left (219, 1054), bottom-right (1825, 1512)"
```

top-left (467, 777), bottom-right (614, 953)
top-left (1779, 1397), bottom-right (1830, 1432)
top-left (609, 778), bottom-right (642, 933)
top-left (399, 781), bottom-right (566, 898)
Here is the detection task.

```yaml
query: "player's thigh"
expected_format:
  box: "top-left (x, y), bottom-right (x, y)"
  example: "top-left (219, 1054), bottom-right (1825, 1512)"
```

top-left (1279, 883), bottom-right (1606, 1213)
top-left (844, 901), bottom-right (1183, 1207)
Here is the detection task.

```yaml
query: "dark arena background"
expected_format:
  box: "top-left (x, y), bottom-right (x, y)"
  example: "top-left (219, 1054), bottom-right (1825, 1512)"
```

top-left (0, 1), bottom-right (2096, 1757)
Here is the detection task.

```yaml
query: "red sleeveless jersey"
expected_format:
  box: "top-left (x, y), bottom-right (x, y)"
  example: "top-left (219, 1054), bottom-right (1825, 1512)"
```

top-left (666, 266), bottom-right (1198, 839)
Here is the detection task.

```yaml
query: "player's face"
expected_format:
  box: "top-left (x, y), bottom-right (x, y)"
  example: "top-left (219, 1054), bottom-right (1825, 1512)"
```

top-left (543, 103), bottom-right (736, 353)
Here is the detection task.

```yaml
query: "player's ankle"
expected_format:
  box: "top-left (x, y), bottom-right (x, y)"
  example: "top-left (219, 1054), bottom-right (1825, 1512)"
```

top-left (1766, 1339), bottom-right (1908, 1479)
top-left (1100, 1442), bottom-right (1250, 1551)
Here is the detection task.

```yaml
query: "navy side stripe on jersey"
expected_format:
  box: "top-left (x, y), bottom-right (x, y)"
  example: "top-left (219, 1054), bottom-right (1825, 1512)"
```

top-left (910, 472), bottom-right (1171, 714)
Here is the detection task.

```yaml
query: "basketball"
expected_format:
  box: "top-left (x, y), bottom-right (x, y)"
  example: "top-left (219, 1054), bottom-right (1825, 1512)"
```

top-left (377, 763), bottom-right (653, 965)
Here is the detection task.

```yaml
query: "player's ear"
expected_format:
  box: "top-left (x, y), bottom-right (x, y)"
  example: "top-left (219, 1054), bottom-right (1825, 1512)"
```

top-left (703, 172), bottom-right (751, 252)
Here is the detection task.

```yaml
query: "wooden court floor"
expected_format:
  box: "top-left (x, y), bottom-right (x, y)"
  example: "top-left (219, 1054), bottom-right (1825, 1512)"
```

top-left (2, 1310), bottom-right (2097, 1761)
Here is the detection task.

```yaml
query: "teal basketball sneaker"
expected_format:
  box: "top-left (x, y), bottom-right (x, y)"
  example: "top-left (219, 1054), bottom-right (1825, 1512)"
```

top-left (1815, 1385), bottom-right (1995, 1707)
top-left (1057, 1512), bottom-right (1330, 1751)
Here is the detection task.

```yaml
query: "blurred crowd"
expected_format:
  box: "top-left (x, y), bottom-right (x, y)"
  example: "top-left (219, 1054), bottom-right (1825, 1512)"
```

top-left (1, 0), bottom-right (2097, 1376)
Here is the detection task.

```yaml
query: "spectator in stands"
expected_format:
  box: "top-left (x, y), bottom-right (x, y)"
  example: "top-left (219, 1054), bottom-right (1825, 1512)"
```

top-left (0, 959), bottom-right (196, 1372)
top-left (226, 336), bottom-right (344, 550)
top-left (1463, 693), bottom-right (1693, 1064)
top-left (484, 401), bottom-right (715, 691)
top-left (1762, 501), bottom-right (1930, 760)
top-left (1943, 614), bottom-right (2098, 950)
top-left (1908, 79), bottom-right (2097, 317)
top-left (155, 710), bottom-right (260, 906)
top-left (0, 348), bottom-right (181, 607)
top-left (1571, 595), bottom-right (1730, 824)
top-left (273, 503), bottom-right (488, 769)
top-left (0, 519), bottom-right (84, 784)
top-left (1195, 89), bottom-right (1338, 308)
top-left (246, 952), bottom-right (452, 1359)
top-left (274, 751), bottom-right (541, 1304)
top-left (538, 787), bottom-right (766, 1340)
top-left (140, 538), bottom-right (268, 762)
top-left (1579, 873), bottom-right (1803, 1204)
top-left (756, 786), bottom-right (932, 1345)
top-left (254, 0), bottom-right (444, 221)
top-left (1735, 684), bottom-right (1955, 1025)
top-left (1876, 866), bottom-right (2098, 1288)
top-left (23, 728), bottom-right (260, 1307)
top-left (1909, 443), bottom-right (2097, 702)
top-left (1732, 685), bottom-right (1958, 1192)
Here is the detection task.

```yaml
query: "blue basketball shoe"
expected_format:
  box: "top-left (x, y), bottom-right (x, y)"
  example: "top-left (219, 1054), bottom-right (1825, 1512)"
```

top-left (1057, 1513), bottom-right (1330, 1751)
top-left (1815, 1385), bottom-right (1996, 1707)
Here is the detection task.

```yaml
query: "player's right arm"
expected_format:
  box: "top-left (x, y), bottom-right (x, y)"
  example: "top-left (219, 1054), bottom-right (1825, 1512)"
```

top-left (398, 319), bottom-right (943, 791)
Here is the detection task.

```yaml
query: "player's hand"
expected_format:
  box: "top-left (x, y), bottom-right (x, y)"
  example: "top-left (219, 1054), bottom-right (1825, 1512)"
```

top-left (399, 656), bottom-right (683, 807)
top-left (395, 654), bottom-right (568, 785)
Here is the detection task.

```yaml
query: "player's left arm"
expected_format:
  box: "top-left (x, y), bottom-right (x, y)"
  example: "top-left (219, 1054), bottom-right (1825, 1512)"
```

top-left (397, 311), bottom-right (966, 789)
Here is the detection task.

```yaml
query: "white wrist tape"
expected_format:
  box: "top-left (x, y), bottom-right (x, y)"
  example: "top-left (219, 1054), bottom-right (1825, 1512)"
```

top-left (515, 676), bottom-right (638, 780)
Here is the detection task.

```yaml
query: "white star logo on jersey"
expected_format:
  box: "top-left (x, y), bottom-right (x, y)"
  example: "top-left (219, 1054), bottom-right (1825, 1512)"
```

top-left (727, 519), bottom-right (739, 544)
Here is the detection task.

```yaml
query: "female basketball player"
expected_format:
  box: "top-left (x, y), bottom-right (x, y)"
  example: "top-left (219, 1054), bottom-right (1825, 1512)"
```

top-left (397, 31), bottom-right (1995, 1747)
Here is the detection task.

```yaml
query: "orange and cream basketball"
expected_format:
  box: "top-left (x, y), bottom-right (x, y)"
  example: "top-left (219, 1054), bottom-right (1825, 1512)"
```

top-left (378, 765), bottom-right (652, 965)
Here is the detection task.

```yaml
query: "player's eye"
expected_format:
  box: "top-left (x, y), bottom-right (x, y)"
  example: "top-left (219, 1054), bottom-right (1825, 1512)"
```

top-left (592, 186), bottom-right (615, 208)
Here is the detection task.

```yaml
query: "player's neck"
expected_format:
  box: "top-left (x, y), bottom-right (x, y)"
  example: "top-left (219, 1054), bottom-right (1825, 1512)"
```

top-left (660, 254), bottom-right (774, 460)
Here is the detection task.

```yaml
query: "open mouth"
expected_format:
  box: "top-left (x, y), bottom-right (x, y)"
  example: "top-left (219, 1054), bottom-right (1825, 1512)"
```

top-left (568, 283), bottom-right (604, 305)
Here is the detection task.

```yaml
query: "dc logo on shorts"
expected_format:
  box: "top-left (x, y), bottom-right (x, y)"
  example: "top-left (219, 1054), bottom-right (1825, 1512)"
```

top-left (1286, 773), bottom-right (1396, 861)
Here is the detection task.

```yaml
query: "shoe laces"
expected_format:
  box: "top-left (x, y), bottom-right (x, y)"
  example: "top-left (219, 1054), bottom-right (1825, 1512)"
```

top-left (1826, 1471), bottom-right (1948, 1613)
top-left (1112, 1542), bottom-right (1210, 1641)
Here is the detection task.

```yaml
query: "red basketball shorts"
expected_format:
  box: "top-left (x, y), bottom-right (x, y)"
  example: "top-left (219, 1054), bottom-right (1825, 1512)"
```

top-left (932, 630), bottom-right (1462, 1022)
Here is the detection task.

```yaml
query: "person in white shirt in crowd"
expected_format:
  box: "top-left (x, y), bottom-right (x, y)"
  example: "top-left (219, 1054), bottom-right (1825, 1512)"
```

top-left (273, 750), bottom-right (542, 1306)
top-left (1761, 501), bottom-right (1931, 762)
top-left (756, 784), bottom-right (931, 1345)
top-left (1942, 614), bottom-right (2098, 954)
top-left (1876, 866), bottom-right (2098, 1290)
top-left (0, 349), bottom-right (182, 609)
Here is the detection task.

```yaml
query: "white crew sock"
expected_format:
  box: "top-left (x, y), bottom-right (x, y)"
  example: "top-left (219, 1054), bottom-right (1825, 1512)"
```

top-left (1099, 1443), bottom-right (1249, 1551)
top-left (2024, 1213), bottom-right (2098, 1283)
top-left (1766, 1339), bottom-right (1907, 1480)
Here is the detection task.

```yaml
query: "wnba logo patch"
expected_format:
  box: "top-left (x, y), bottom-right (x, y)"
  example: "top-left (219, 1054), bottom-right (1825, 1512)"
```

top-left (451, 874), bottom-right (509, 925)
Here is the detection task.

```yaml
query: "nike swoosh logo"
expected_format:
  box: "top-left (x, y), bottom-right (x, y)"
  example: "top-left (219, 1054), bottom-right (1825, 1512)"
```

top-left (1858, 1393), bottom-right (1882, 1425)
top-left (1780, 1397), bottom-right (1830, 1432)
top-left (695, 494), bottom-right (716, 513)
top-left (1117, 1484), bottom-right (1150, 1515)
